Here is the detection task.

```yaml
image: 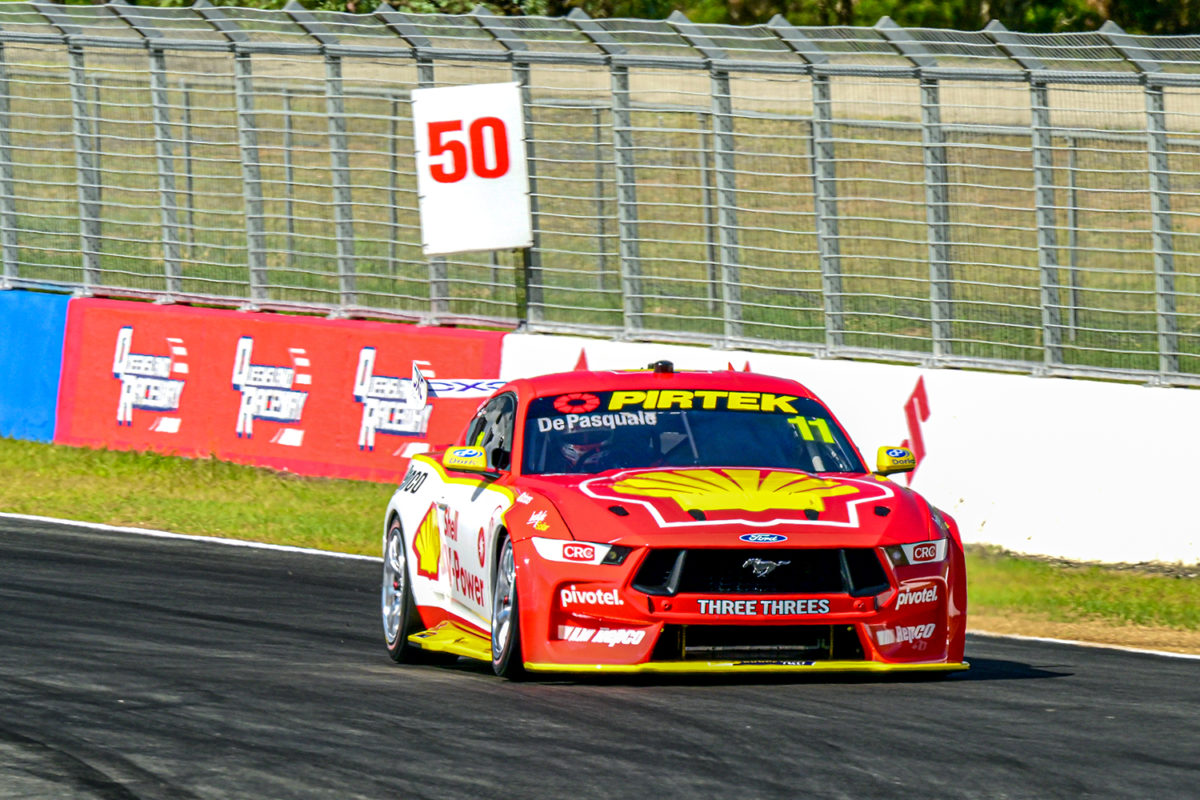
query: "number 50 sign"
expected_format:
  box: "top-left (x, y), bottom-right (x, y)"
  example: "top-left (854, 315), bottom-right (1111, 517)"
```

top-left (412, 82), bottom-right (532, 256)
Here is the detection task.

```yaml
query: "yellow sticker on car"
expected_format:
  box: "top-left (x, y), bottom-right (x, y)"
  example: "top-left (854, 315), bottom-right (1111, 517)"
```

top-left (606, 390), bottom-right (800, 413)
top-left (611, 468), bottom-right (858, 514)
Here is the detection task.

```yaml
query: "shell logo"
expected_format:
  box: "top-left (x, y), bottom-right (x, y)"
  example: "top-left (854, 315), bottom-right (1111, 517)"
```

top-left (611, 469), bottom-right (859, 514)
top-left (412, 505), bottom-right (441, 579)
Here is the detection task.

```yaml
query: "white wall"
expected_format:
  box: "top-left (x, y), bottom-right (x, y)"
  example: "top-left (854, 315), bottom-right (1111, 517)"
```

top-left (501, 333), bottom-right (1199, 565)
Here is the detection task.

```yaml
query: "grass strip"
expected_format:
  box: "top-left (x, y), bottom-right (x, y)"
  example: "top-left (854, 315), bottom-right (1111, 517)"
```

top-left (967, 545), bottom-right (1200, 631)
top-left (2, 437), bottom-right (1197, 639)
top-left (0, 438), bottom-right (389, 555)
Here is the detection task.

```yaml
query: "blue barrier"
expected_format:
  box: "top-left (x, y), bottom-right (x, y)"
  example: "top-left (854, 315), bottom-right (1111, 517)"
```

top-left (0, 290), bottom-right (70, 442)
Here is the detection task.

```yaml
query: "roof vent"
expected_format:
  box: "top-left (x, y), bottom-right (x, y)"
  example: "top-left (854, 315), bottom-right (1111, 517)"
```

top-left (650, 360), bottom-right (674, 374)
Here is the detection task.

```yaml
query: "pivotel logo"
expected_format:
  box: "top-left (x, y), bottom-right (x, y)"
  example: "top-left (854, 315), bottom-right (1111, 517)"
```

top-left (560, 585), bottom-right (623, 607)
top-left (231, 337), bottom-right (310, 445)
top-left (562, 544), bottom-right (596, 562)
top-left (739, 533), bottom-right (788, 544)
top-left (895, 586), bottom-right (938, 609)
top-left (112, 326), bottom-right (188, 432)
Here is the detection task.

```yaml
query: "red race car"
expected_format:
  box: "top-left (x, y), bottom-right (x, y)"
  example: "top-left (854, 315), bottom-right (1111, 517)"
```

top-left (381, 362), bottom-right (968, 678)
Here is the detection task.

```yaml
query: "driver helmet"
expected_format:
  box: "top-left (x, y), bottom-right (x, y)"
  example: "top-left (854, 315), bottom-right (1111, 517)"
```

top-left (561, 427), bottom-right (613, 468)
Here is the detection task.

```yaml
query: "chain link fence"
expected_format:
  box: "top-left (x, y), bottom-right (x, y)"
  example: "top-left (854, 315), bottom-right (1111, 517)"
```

top-left (1, 2), bottom-right (1199, 384)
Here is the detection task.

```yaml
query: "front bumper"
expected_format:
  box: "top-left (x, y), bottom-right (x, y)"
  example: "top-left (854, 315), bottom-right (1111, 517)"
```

top-left (525, 659), bottom-right (969, 675)
top-left (517, 538), bottom-right (968, 670)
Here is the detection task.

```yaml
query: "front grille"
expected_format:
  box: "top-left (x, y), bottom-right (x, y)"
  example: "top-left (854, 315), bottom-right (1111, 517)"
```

top-left (632, 548), bottom-right (889, 597)
top-left (651, 624), bottom-right (865, 662)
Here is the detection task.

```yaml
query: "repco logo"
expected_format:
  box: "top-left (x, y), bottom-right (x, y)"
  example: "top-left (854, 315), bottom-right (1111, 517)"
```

top-left (911, 543), bottom-right (939, 562)
top-left (563, 544), bottom-right (596, 562)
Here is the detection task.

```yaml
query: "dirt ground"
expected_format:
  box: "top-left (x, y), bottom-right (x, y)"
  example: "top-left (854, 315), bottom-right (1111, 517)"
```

top-left (970, 612), bottom-right (1200, 656)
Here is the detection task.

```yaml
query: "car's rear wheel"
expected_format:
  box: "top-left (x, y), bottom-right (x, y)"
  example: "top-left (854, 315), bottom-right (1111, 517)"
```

top-left (382, 519), bottom-right (425, 663)
top-left (490, 535), bottom-right (525, 680)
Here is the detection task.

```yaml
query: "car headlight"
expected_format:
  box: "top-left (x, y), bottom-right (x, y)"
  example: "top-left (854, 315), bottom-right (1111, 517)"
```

top-left (883, 539), bottom-right (948, 567)
top-left (531, 537), bottom-right (633, 566)
top-left (883, 508), bottom-right (950, 567)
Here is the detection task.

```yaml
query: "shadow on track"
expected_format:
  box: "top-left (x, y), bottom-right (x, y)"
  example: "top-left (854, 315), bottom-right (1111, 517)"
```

top-left (384, 656), bottom-right (1070, 687)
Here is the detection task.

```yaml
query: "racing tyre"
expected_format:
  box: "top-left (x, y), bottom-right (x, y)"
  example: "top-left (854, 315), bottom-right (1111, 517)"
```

top-left (382, 519), bottom-right (426, 663)
top-left (490, 535), bottom-right (526, 680)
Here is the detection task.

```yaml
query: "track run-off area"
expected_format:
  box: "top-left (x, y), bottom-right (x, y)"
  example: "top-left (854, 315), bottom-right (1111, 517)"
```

top-left (1, 517), bottom-right (1197, 799)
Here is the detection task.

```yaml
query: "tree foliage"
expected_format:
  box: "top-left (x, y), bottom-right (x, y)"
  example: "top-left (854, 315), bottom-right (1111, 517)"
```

top-left (56, 0), bottom-right (1200, 35)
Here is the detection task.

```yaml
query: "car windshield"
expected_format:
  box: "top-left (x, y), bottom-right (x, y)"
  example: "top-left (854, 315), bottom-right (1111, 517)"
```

top-left (521, 389), bottom-right (865, 475)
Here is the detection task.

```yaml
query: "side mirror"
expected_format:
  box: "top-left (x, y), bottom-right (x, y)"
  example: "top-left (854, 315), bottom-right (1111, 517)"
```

top-left (875, 446), bottom-right (916, 475)
top-left (443, 446), bottom-right (488, 473)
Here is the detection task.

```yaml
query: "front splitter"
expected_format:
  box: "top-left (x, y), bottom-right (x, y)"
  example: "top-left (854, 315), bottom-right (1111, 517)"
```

top-left (524, 659), bottom-right (970, 674)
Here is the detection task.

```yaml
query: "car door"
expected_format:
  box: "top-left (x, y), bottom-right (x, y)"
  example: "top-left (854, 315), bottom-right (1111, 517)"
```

top-left (441, 393), bottom-right (517, 629)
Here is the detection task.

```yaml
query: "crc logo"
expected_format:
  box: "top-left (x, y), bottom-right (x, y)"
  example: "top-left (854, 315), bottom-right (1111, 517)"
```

top-left (562, 544), bottom-right (596, 562)
top-left (740, 533), bottom-right (788, 544)
top-left (231, 336), bottom-right (310, 445)
top-left (112, 326), bottom-right (188, 432)
top-left (911, 543), bottom-right (939, 562)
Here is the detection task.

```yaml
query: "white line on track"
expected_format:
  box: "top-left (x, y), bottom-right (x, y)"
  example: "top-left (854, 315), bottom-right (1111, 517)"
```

top-left (0, 511), bottom-right (382, 562)
top-left (4, 511), bottom-right (1197, 661)
top-left (967, 630), bottom-right (1200, 661)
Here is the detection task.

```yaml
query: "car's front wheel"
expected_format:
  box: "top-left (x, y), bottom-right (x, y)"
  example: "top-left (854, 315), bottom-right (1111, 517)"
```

top-left (490, 534), bottom-right (525, 680)
top-left (382, 519), bottom-right (425, 663)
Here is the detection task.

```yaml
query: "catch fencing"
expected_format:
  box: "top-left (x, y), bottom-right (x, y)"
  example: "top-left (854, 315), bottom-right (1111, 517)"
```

top-left (0, 2), bottom-right (1198, 385)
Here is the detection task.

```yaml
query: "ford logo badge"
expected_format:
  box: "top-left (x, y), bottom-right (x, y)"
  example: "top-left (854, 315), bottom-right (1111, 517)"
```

top-left (739, 533), bottom-right (788, 544)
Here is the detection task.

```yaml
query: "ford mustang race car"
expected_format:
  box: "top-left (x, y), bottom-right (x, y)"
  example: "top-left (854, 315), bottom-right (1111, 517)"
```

top-left (381, 362), bottom-right (967, 678)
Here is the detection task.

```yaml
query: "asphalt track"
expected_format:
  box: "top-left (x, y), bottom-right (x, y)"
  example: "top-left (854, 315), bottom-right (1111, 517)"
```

top-left (1, 518), bottom-right (1197, 800)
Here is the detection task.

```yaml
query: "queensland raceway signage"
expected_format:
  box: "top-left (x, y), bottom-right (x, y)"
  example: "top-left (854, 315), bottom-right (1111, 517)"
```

top-left (56, 299), bottom-right (504, 482)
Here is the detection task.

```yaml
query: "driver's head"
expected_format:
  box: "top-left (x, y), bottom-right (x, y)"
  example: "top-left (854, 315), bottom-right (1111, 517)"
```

top-left (561, 427), bottom-right (612, 468)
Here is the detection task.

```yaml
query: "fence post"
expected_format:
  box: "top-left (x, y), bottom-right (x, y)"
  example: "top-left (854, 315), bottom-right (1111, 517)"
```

top-left (282, 89), bottom-right (296, 273)
top-left (69, 46), bottom-right (102, 291)
top-left (569, 9), bottom-right (641, 336)
top-left (149, 46), bottom-right (182, 297)
top-left (377, 11), bottom-right (445, 318)
top-left (179, 79), bottom-right (195, 254)
top-left (34, 2), bottom-right (102, 290)
top-left (475, 6), bottom-right (542, 327)
top-left (767, 16), bottom-right (839, 353)
top-left (0, 41), bottom-right (17, 287)
top-left (233, 54), bottom-right (267, 306)
top-left (985, 21), bottom-right (1062, 368)
top-left (197, 0), bottom-right (266, 305)
top-left (878, 18), bottom-right (951, 359)
top-left (416, 60), bottom-right (448, 318)
top-left (1067, 135), bottom-right (1079, 340)
top-left (110, 0), bottom-right (182, 297)
top-left (286, 2), bottom-right (356, 309)
top-left (670, 11), bottom-right (741, 342)
top-left (1101, 21), bottom-right (1177, 378)
top-left (376, 8), bottom-right (445, 318)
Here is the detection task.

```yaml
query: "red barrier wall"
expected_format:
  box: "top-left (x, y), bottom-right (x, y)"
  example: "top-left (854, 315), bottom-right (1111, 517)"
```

top-left (57, 299), bottom-right (504, 483)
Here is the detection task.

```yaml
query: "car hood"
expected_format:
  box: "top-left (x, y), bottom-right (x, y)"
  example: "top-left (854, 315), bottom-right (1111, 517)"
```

top-left (516, 466), bottom-right (934, 549)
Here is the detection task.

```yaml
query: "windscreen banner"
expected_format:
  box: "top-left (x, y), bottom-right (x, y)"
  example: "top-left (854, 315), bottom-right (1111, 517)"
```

top-left (56, 299), bottom-right (504, 482)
